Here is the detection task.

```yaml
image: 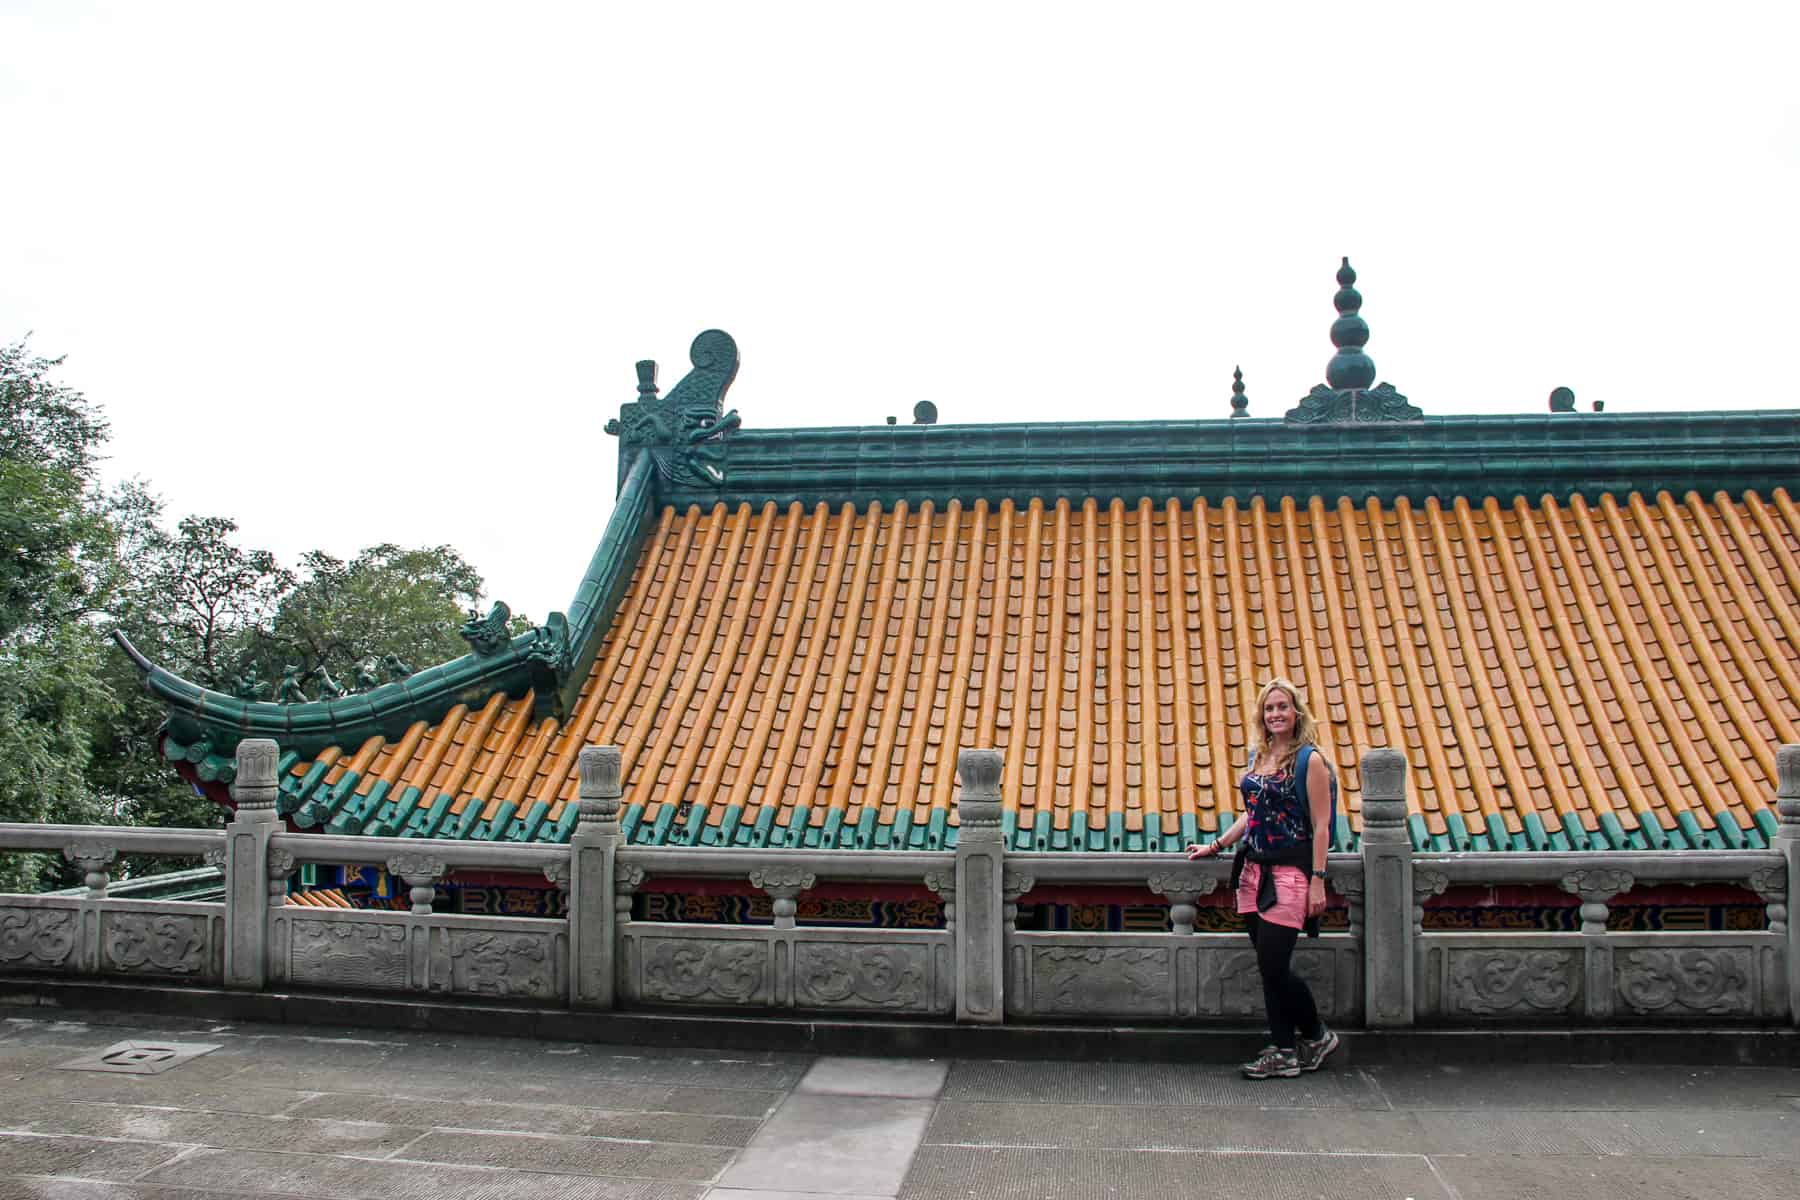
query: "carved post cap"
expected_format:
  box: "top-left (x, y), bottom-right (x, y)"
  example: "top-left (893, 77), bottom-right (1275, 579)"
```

top-left (1360, 748), bottom-right (1406, 801)
top-left (958, 749), bottom-right (1003, 796)
top-left (234, 738), bottom-right (280, 786)
top-left (230, 737), bottom-right (281, 815)
top-left (579, 746), bottom-right (623, 798)
top-left (1778, 744), bottom-right (1800, 800)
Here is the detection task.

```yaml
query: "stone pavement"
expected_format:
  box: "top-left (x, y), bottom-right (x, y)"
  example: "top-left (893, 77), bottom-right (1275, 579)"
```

top-left (1, 1006), bottom-right (1797, 1200)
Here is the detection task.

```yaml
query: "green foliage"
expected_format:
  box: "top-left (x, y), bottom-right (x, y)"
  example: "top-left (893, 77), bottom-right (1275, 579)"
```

top-left (1, 338), bottom-right (512, 890)
top-left (249, 543), bottom-right (487, 690)
top-left (0, 341), bottom-right (119, 891)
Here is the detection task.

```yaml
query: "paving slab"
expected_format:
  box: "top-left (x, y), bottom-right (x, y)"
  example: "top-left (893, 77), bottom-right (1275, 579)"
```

top-left (396, 1129), bottom-right (733, 1181)
top-left (718, 1095), bottom-right (932, 1195)
top-left (798, 1057), bottom-right (947, 1099)
top-left (0, 1133), bottom-right (187, 1184)
top-left (6, 1099), bottom-right (423, 1156)
top-left (897, 1145), bottom-right (1452, 1200)
top-left (1369, 1063), bottom-right (1800, 1111)
top-left (942, 1057), bottom-right (1384, 1107)
top-left (136, 1146), bottom-right (705, 1199)
top-left (1432, 1153), bottom-right (1800, 1200)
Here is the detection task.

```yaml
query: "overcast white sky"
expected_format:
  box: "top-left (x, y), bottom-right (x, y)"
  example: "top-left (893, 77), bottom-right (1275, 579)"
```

top-left (3, 2), bottom-right (1797, 621)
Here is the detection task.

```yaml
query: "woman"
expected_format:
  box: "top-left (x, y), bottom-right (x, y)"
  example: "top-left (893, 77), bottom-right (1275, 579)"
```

top-left (1186, 678), bottom-right (1339, 1079)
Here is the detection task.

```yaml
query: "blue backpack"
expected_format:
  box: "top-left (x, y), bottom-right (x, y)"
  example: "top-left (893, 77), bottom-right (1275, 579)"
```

top-left (1295, 744), bottom-right (1340, 851)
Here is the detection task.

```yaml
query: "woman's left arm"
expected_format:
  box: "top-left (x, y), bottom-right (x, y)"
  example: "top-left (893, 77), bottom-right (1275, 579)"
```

top-left (1306, 752), bottom-right (1331, 916)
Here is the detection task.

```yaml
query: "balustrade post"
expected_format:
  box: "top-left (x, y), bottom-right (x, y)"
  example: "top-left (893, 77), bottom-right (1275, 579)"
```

top-left (223, 738), bottom-right (280, 989)
top-left (569, 745), bottom-right (622, 1009)
top-left (1776, 745), bottom-right (1800, 1025)
top-left (1359, 749), bottom-right (1413, 1027)
top-left (1559, 867), bottom-right (1633, 1021)
top-left (954, 749), bottom-right (1006, 1024)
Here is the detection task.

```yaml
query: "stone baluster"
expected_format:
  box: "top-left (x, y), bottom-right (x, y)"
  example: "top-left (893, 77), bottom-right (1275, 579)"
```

top-left (267, 849), bottom-right (296, 908)
top-left (1560, 867), bottom-right (1633, 1021)
top-left (1359, 748), bottom-right (1413, 1027)
top-left (570, 745), bottom-right (622, 1008)
top-left (1775, 745), bottom-right (1800, 1026)
top-left (955, 749), bottom-right (1006, 1024)
top-left (750, 867), bottom-right (816, 931)
top-left (388, 854), bottom-right (446, 916)
top-left (62, 840), bottom-right (116, 900)
top-left (1148, 870), bottom-right (1219, 936)
top-left (924, 870), bottom-right (955, 933)
top-left (223, 738), bottom-right (280, 989)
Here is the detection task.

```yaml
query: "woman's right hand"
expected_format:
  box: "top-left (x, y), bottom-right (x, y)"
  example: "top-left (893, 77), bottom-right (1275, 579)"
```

top-left (1185, 842), bottom-right (1216, 860)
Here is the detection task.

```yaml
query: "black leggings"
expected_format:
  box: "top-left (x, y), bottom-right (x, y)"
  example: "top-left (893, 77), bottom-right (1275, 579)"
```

top-left (1246, 913), bottom-right (1322, 1050)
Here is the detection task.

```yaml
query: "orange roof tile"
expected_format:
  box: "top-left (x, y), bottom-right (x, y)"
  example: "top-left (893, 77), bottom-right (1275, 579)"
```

top-left (281, 489), bottom-right (1800, 852)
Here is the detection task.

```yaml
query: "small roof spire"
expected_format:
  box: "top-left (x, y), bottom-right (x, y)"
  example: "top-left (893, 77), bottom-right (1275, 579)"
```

top-left (1229, 366), bottom-right (1248, 418)
top-left (1324, 256), bottom-right (1376, 391)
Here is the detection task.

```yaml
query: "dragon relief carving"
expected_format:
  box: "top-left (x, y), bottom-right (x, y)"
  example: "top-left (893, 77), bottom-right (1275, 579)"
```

top-left (639, 938), bottom-right (764, 1004)
top-left (1031, 946), bottom-right (1171, 1015)
top-left (1616, 948), bottom-right (1752, 1015)
top-left (1446, 949), bottom-right (1579, 1016)
top-left (290, 921), bottom-right (408, 990)
top-left (449, 930), bottom-right (554, 999)
top-left (604, 330), bottom-right (742, 488)
top-left (104, 913), bottom-right (207, 976)
top-left (0, 907), bottom-right (78, 969)
top-left (1216, 948), bottom-right (1338, 1018)
top-left (794, 944), bottom-right (927, 1009)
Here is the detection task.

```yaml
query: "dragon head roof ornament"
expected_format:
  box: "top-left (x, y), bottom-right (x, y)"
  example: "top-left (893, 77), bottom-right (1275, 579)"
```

top-left (605, 329), bottom-right (742, 487)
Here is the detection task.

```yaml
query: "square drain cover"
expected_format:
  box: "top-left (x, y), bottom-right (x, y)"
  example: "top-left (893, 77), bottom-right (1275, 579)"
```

top-left (58, 1040), bottom-right (222, 1075)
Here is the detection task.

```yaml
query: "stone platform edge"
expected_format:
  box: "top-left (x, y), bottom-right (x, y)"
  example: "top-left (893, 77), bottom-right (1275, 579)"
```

top-left (4, 976), bottom-right (1796, 1066)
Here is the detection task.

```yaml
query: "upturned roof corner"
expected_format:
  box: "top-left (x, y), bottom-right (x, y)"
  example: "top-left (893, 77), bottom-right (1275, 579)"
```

top-left (112, 608), bottom-right (578, 779)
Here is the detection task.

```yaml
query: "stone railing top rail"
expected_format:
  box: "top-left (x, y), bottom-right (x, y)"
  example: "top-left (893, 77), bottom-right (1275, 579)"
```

top-left (0, 822), bottom-right (223, 857)
top-left (617, 846), bottom-right (952, 881)
top-left (1413, 849), bottom-right (1784, 887)
top-left (1008, 850), bottom-right (1363, 887)
top-left (266, 832), bottom-right (564, 873)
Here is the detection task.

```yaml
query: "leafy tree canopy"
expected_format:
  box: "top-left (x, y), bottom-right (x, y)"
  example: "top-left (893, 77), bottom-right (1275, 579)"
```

top-left (2, 339), bottom-right (518, 891)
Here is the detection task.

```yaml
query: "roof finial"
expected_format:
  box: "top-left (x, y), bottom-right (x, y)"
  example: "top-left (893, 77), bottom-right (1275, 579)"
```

top-left (1325, 256), bottom-right (1376, 391)
top-left (635, 359), bottom-right (659, 401)
top-left (1229, 366), bottom-right (1248, 418)
top-left (1285, 258), bottom-right (1422, 423)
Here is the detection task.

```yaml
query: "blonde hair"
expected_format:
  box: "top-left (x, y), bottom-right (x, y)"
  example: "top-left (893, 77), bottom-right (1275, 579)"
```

top-left (1251, 677), bottom-right (1321, 774)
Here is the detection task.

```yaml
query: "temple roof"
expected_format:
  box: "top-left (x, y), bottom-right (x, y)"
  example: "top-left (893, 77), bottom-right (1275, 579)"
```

top-left (130, 262), bottom-right (1800, 852)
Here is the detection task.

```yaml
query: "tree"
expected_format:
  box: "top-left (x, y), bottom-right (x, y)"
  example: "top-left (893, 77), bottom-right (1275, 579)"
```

top-left (247, 543), bottom-right (497, 690)
top-left (0, 341), bottom-right (119, 890)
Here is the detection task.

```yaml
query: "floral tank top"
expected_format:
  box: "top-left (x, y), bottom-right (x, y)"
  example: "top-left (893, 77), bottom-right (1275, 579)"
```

top-left (1241, 765), bottom-right (1311, 858)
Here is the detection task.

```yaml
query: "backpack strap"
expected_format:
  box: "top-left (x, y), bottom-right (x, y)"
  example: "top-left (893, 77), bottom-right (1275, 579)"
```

top-left (1296, 744), bottom-right (1340, 851)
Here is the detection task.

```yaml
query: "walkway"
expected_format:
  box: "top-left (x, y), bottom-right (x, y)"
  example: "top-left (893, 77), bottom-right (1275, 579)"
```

top-left (1, 1004), bottom-right (1796, 1199)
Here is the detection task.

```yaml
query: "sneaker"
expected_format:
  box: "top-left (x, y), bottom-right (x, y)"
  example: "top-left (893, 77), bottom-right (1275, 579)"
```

top-left (1298, 1026), bottom-right (1340, 1073)
top-left (1240, 1045), bottom-right (1300, 1079)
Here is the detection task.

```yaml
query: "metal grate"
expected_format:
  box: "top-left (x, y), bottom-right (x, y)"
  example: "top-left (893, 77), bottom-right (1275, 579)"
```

top-left (58, 1040), bottom-right (222, 1075)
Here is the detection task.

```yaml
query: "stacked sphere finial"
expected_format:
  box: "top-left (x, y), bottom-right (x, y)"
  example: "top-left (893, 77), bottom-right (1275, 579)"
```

top-left (1230, 366), bottom-right (1247, 417)
top-left (1324, 256), bottom-right (1377, 391)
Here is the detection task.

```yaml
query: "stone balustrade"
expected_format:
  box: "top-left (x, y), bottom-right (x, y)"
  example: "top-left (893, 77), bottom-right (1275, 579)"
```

top-left (0, 741), bottom-right (1794, 1027)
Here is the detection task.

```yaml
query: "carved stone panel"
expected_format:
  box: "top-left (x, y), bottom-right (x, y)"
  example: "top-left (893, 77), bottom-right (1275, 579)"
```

top-left (1028, 946), bottom-right (1173, 1017)
top-left (1214, 947), bottom-right (1342, 1019)
top-left (793, 942), bottom-right (930, 1011)
top-left (1615, 947), bottom-right (1754, 1017)
top-left (102, 912), bottom-right (209, 978)
top-left (0, 905), bottom-right (79, 972)
top-left (1444, 948), bottom-right (1580, 1018)
top-left (636, 936), bottom-right (769, 1006)
top-left (289, 919), bottom-right (409, 991)
top-left (446, 929), bottom-right (558, 1001)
